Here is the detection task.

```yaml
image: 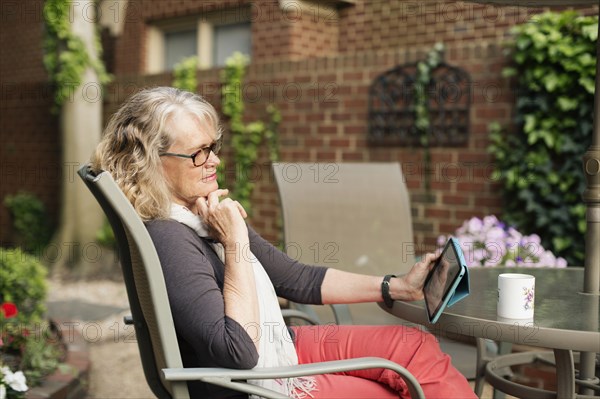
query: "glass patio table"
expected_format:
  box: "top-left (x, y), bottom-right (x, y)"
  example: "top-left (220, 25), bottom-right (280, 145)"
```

top-left (379, 267), bottom-right (600, 398)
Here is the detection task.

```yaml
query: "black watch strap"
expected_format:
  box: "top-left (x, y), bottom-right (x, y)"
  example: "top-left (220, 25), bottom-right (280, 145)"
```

top-left (381, 274), bottom-right (397, 308)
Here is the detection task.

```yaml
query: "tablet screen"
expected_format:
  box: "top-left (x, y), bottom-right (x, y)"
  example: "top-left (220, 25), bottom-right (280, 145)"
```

top-left (424, 241), bottom-right (462, 321)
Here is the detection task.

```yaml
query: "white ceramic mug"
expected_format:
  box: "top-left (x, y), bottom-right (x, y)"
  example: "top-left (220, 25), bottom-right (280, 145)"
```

top-left (497, 273), bottom-right (535, 319)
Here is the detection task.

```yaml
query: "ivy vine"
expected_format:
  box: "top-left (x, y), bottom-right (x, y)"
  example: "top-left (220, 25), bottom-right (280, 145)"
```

top-left (43, 0), bottom-right (111, 112)
top-left (414, 43), bottom-right (445, 192)
top-left (489, 11), bottom-right (597, 265)
top-left (221, 52), bottom-right (281, 214)
top-left (173, 56), bottom-right (198, 93)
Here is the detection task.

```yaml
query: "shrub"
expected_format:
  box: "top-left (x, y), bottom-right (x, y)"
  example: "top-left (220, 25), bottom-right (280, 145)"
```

top-left (0, 249), bottom-right (62, 389)
top-left (0, 248), bottom-right (47, 326)
top-left (489, 11), bottom-right (597, 266)
top-left (3, 192), bottom-right (52, 254)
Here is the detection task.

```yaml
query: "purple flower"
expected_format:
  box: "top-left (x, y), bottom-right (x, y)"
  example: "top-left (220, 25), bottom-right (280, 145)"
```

top-left (468, 217), bottom-right (483, 233)
top-left (436, 235), bottom-right (447, 247)
top-left (487, 226), bottom-right (505, 241)
top-left (436, 215), bottom-right (567, 268)
top-left (483, 215), bottom-right (499, 228)
top-left (522, 234), bottom-right (541, 246)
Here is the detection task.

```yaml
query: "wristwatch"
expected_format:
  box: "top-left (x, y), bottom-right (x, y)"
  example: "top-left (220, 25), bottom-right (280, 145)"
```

top-left (381, 274), bottom-right (397, 308)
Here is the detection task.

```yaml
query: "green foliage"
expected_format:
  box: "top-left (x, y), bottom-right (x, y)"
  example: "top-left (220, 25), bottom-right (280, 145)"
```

top-left (0, 249), bottom-right (62, 389)
top-left (489, 11), bottom-right (597, 265)
top-left (0, 248), bottom-right (48, 326)
top-left (43, 0), bottom-right (112, 112)
top-left (3, 193), bottom-right (52, 253)
top-left (415, 43), bottom-right (445, 192)
top-left (172, 56), bottom-right (198, 93)
top-left (264, 104), bottom-right (282, 163)
top-left (221, 53), bottom-right (281, 213)
top-left (96, 219), bottom-right (115, 248)
top-left (18, 322), bottom-right (64, 386)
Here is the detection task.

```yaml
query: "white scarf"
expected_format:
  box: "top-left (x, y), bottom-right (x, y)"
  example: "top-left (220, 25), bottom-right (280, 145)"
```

top-left (169, 204), bottom-right (316, 398)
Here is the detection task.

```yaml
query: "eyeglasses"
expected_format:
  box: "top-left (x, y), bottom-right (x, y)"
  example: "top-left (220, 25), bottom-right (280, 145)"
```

top-left (160, 139), bottom-right (222, 167)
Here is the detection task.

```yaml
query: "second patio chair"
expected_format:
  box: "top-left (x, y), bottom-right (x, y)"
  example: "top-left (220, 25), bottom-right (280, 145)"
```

top-left (272, 162), bottom-right (417, 326)
top-left (272, 162), bottom-right (483, 389)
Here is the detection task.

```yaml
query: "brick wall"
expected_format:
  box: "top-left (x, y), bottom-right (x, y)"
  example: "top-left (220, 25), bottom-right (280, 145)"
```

top-left (2, 0), bottom-right (598, 252)
top-left (285, 2), bottom-right (340, 59)
top-left (1, 0), bottom-right (61, 245)
top-left (1, 0), bottom-right (48, 83)
top-left (238, 42), bottom-right (512, 247)
top-left (337, 2), bottom-right (598, 53)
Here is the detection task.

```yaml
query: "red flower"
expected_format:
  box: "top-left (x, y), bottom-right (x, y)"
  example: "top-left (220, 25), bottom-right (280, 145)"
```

top-left (1, 302), bottom-right (18, 318)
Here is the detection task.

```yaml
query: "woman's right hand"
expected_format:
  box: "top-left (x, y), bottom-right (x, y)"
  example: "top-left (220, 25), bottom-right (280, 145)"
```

top-left (391, 253), bottom-right (439, 301)
top-left (196, 189), bottom-right (249, 249)
top-left (197, 190), bottom-right (259, 349)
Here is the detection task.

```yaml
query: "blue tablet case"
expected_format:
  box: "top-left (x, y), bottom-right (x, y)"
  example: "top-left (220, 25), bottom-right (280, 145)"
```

top-left (427, 238), bottom-right (471, 323)
top-left (445, 238), bottom-right (470, 308)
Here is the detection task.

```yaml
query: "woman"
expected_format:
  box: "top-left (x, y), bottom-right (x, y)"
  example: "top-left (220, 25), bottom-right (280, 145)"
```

top-left (92, 87), bottom-right (476, 399)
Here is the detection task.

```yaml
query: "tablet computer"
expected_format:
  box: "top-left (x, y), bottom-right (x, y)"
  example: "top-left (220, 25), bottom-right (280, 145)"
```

top-left (423, 237), bottom-right (470, 324)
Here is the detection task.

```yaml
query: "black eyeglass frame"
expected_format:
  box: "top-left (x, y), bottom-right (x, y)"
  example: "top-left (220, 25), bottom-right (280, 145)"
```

top-left (159, 139), bottom-right (222, 167)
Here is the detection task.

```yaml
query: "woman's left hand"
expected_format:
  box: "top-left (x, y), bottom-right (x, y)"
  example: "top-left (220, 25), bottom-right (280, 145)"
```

top-left (391, 253), bottom-right (438, 301)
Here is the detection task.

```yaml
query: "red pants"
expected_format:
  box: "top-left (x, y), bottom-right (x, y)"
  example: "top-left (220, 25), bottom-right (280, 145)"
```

top-left (291, 325), bottom-right (476, 399)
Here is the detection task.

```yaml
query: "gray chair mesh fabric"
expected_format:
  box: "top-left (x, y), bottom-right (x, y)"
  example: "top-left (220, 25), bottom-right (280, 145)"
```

top-left (273, 162), bottom-right (416, 325)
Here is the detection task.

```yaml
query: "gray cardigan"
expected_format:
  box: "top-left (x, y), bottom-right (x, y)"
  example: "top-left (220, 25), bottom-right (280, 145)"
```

top-left (145, 219), bottom-right (328, 398)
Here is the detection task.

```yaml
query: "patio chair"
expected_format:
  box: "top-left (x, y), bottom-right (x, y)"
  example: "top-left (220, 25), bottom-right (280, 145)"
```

top-left (77, 164), bottom-right (425, 399)
top-left (272, 162), bottom-right (484, 390)
top-left (272, 162), bottom-right (417, 325)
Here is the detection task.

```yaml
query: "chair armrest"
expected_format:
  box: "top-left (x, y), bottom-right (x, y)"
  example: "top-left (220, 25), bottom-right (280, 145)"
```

top-left (163, 357), bottom-right (424, 399)
top-left (280, 309), bottom-right (319, 325)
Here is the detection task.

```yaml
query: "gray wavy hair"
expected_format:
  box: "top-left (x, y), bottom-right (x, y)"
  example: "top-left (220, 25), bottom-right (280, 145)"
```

top-left (92, 86), bottom-right (222, 220)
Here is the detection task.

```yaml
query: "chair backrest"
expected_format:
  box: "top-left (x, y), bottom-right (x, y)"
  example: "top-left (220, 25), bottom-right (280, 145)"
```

top-left (273, 162), bottom-right (416, 325)
top-left (78, 164), bottom-right (189, 399)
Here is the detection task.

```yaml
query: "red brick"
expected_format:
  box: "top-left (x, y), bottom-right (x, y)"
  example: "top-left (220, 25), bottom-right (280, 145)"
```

top-left (318, 126), bottom-right (338, 135)
top-left (474, 195), bottom-right (504, 208)
top-left (442, 194), bottom-right (470, 206)
top-left (330, 138), bottom-right (351, 148)
top-left (456, 182), bottom-right (486, 192)
top-left (342, 152), bottom-right (365, 161)
top-left (426, 208), bottom-right (451, 219)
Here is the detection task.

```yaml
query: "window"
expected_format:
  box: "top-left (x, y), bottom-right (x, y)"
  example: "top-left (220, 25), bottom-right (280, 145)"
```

top-left (213, 22), bottom-right (251, 67)
top-left (146, 8), bottom-right (251, 73)
top-left (164, 29), bottom-right (197, 71)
